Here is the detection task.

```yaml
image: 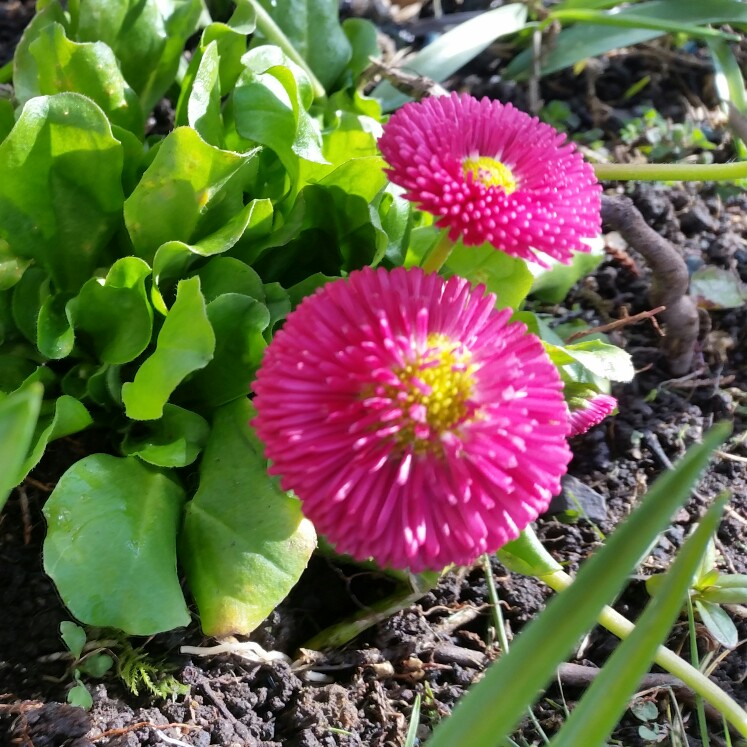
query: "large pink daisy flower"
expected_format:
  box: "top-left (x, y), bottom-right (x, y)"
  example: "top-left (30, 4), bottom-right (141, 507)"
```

top-left (252, 267), bottom-right (572, 571)
top-left (378, 93), bottom-right (602, 265)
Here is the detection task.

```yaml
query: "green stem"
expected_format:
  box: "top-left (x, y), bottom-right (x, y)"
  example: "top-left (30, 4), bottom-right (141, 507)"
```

top-left (301, 570), bottom-right (440, 651)
top-left (421, 232), bottom-right (457, 274)
top-left (687, 595), bottom-right (711, 747)
top-left (246, 0), bottom-right (326, 101)
top-left (594, 160), bottom-right (747, 182)
top-left (542, 569), bottom-right (747, 737)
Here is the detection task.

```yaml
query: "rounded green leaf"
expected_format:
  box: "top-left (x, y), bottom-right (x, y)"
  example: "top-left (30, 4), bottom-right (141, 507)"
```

top-left (26, 23), bottom-right (144, 134)
top-left (43, 454), bottom-right (190, 635)
top-left (122, 404), bottom-right (210, 467)
top-left (178, 293), bottom-right (269, 409)
top-left (180, 398), bottom-right (316, 636)
top-left (124, 127), bottom-right (258, 261)
top-left (70, 257), bottom-right (153, 364)
top-left (122, 277), bottom-right (215, 421)
top-left (0, 93), bottom-right (124, 292)
top-left (74, 0), bottom-right (205, 112)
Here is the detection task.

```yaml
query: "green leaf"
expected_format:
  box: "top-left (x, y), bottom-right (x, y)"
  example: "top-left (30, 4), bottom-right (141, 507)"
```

top-left (426, 423), bottom-right (730, 747)
top-left (505, 0), bottom-right (747, 80)
top-left (0, 93), bottom-right (124, 292)
top-left (530, 239), bottom-right (605, 304)
top-left (87, 654), bottom-right (117, 681)
top-left (250, 0), bottom-right (351, 91)
top-left (549, 495), bottom-right (728, 747)
top-left (151, 200), bottom-right (273, 314)
top-left (194, 257), bottom-right (266, 303)
top-left (12, 0), bottom-right (69, 105)
top-left (73, 0), bottom-right (206, 112)
top-left (60, 621), bottom-right (86, 660)
top-left (708, 37), bottom-right (747, 126)
top-left (78, 653), bottom-right (114, 678)
top-left (698, 574), bottom-right (747, 604)
top-left (124, 127), bottom-right (258, 262)
top-left (70, 257), bottom-right (153, 364)
top-left (546, 338), bottom-right (635, 384)
top-left (443, 242), bottom-right (534, 310)
top-left (342, 18), bottom-right (379, 85)
top-left (695, 599), bottom-right (738, 649)
top-left (689, 266), bottom-right (747, 310)
top-left (181, 40), bottom-right (224, 147)
top-left (67, 678), bottom-right (93, 710)
top-left (372, 3), bottom-right (528, 110)
top-left (20, 394), bottom-right (93, 482)
top-left (43, 454), bottom-right (190, 635)
top-left (233, 46), bottom-right (327, 174)
top-left (122, 277), bottom-right (215, 421)
top-left (181, 398), bottom-right (316, 636)
top-left (122, 404), bottom-right (210, 468)
top-left (23, 23), bottom-right (144, 134)
top-left (37, 292), bottom-right (75, 359)
top-left (178, 293), bottom-right (269, 409)
top-left (0, 383), bottom-right (42, 512)
top-left (498, 528), bottom-right (563, 578)
top-left (254, 183), bottom-right (387, 283)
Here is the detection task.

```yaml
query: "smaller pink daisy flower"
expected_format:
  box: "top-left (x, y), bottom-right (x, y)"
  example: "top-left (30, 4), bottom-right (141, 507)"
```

top-left (253, 267), bottom-right (572, 572)
top-left (568, 394), bottom-right (617, 437)
top-left (378, 93), bottom-right (602, 265)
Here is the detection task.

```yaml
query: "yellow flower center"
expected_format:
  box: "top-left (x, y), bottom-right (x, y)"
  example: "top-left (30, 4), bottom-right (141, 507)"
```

top-left (388, 334), bottom-right (476, 451)
top-left (462, 155), bottom-right (517, 193)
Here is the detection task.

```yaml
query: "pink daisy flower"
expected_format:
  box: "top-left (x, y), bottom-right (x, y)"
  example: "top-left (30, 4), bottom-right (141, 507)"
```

top-left (568, 394), bottom-right (617, 437)
top-left (252, 267), bottom-right (572, 572)
top-left (378, 93), bottom-right (602, 265)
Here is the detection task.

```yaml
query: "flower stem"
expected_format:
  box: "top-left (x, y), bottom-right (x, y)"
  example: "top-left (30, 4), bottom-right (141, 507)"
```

top-left (245, 0), bottom-right (326, 101)
top-left (542, 569), bottom-right (747, 737)
top-left (593, 161), bottom-right (747, 182)
top-left (421, 232), bottom-right (456, 273)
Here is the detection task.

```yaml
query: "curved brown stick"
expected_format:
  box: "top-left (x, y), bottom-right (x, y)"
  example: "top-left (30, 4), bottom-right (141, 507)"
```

top-left (601, 195), bottom-right (699, 375)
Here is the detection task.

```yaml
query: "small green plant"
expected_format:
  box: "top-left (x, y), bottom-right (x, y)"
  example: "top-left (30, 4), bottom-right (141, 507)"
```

top-left (631, 699), bottom-right (669, 744)
top-left (59, 621), bottom-right (114, 710)
top-left (619, 107), bottom-right (717, 162)
top-left (647, 537), bottom-right (747, 649)
top-left (115, 636), bottom-right (189, 700)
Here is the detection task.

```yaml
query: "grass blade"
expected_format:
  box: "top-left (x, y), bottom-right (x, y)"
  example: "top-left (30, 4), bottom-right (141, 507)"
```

top-left (426, 423), bottom-right (729, 747)
top-left (371, 3), bottom-right (528, 111)
top-left (550, 494), bottom-right (729, 747)
top-left (505, 0), bottom-right (747, 80)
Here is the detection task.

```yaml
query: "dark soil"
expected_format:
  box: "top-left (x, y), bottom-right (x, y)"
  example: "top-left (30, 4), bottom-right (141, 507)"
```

top-left (2, 2), bottom-right (747, 745)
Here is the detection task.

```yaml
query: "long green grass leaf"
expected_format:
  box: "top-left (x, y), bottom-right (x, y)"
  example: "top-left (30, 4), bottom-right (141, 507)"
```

top-left (372, 3), bottom-right (527, 111)
top-left (550, 494), bottom-right (730, 747)
top-left (505, 0), bottom-right (747, 80)
top-left (426, 423), bottom-right (729, 747)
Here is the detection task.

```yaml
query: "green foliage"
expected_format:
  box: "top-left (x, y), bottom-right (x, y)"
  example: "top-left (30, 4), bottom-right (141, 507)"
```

top-left (429, 424), bottom-right (730, 746)
top-left (619, 107), bottom-right (717, 162)
top-left (505, 0), bottom-right (747, 81)
top-left (0, 0), bottom-right (616, 646)
top-left (59, 621), bottom-right (114, 710)
top-left (115, 637), bottom-right (189, 699)
top-left (646, 536), bottom-right (747, 649)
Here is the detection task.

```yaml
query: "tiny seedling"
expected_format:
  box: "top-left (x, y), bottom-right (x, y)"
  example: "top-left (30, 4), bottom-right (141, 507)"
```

top-left (631, 699), bottom-right (669, 743)
top-left (646, 537), bottom-right (747, 649)
top-left (59, 621), bottom-right (114, 709)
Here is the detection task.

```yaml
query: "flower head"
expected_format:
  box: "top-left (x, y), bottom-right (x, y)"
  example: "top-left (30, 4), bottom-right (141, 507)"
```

top-left (568, 393), bottom-right (617, 437)
top-left (378, 93), bottom-right (602, 265)
top-left (253, 267), bottom-right (572, 571)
